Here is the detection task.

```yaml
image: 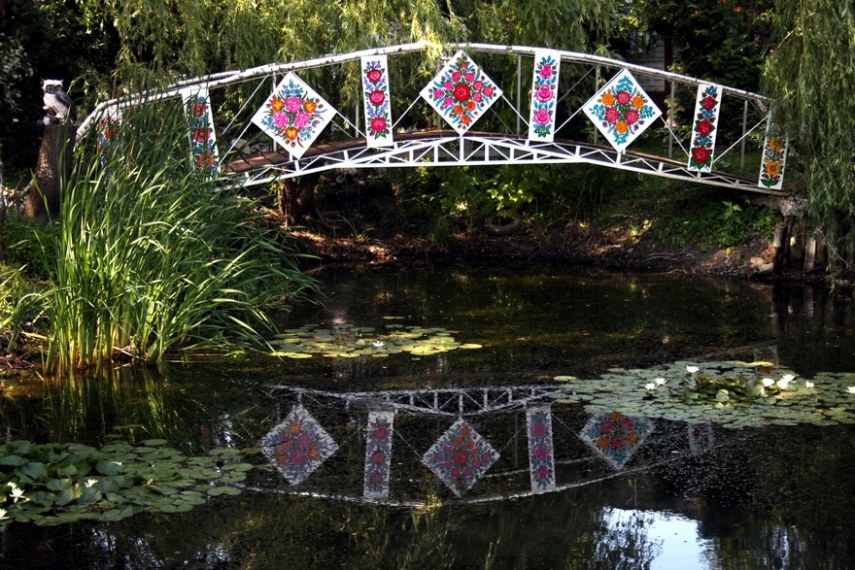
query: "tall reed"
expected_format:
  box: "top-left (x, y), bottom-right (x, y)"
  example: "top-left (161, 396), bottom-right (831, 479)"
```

top-left (45, 102), bottom-right (315, 372)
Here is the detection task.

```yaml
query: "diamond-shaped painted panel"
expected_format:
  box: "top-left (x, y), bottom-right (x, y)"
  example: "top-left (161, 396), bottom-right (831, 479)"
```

top-left (579, 412), bottom-right (653, 470)
top-left (422, 418), bottom-right (499, 497)
top-left (261, 405), bottom-right (339, 485)
top-left (251, 73), bottom-right (336, 159)
top-left (420, 50), bottom-right (503, 135)
top-left (583, 69), bottom-right (662, 152)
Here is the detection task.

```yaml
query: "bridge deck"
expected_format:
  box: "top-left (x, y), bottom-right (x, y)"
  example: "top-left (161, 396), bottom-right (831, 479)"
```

top-left (225, 130), bottom-right (721, 176)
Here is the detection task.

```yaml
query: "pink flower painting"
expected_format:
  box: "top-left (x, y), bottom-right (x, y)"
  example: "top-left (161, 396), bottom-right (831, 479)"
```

top-left (420, 50), bottom-right (502, 135)
top-left (361, 55), bottom-right (394, 148)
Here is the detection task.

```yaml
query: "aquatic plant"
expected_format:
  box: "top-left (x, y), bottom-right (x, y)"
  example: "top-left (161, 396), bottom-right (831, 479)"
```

top-left (0, 439), bottom-right (248, 527)
top-left (556, 361), bottom-right (855, 429)
top-left (43, 103), bottom-right (316, 371)
top-left (270, 321), bottom-right (482, 359)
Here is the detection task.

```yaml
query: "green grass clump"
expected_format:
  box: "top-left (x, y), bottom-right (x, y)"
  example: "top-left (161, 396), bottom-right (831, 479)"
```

top-left (43, 102), bottom-right (316, 372)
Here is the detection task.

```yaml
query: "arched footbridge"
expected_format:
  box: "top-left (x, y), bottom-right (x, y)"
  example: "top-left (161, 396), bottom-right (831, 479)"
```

top-left (77, 42), bottom-right (788, 195)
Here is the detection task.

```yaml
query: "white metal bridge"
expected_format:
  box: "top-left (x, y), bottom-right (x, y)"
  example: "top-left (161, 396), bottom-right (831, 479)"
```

top-left (77, 42), bottom-right (787, 195)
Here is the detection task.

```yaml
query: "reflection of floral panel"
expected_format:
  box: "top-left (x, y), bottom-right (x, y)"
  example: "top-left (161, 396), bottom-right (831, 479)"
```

top-left (251, 73), bottom-right (336, 159)
top-left (687, 84), bottom-right (721, 172)
top-left (422, 418), bottom-right (499, 497)
top-left (758, 123), bottom-right (787, 190)
top-left (97, 105), bottom-right (122, 164)
top-left (688, 422), bottom-right (714, 456)
top-left (261, 405), bottom-right (339, 485)
top-left (361, 55), bottom-right (394, 148)
top-left (526, 406), bottom-right (556, 491)
top-left (583, 69), bottom-right (662, 152)
top-left (579, 412), bottom-right (653, 470)
top-left (420, 50), bottom-right (503, 135)
top-left (528, 49), bottom-right (561, 142)
top-left (363, 411), bottom-right (395, 499)
top-left (180, 86), bottom-right (220, 177)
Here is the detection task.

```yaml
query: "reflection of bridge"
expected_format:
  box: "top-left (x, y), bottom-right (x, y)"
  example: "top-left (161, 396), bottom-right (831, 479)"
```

top-left (256, 384), bottom-right (714, 507)
top-left (78, 43), bottom-right (786, 195)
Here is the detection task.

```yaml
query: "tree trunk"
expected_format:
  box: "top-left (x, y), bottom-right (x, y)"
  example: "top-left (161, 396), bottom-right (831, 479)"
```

top-left (25, 122), bottom-right (75, 221)
top-left (279, 173), bottom-right (320, 226)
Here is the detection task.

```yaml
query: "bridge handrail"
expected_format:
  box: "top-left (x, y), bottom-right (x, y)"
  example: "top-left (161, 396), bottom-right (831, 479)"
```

top-left (76, 41), bottom-right (771, 140)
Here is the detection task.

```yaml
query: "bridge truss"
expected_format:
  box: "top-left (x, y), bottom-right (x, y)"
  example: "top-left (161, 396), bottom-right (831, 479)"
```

top-left (78, 42), bottom-right (784, 195)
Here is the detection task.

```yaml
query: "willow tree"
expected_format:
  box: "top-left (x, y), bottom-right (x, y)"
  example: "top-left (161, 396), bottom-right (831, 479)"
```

top-left (764, 1), bottom-right (855, 273)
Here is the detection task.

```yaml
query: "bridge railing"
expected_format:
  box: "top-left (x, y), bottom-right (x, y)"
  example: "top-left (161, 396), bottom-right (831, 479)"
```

top-left (77, 42), bottom-right (785, 194)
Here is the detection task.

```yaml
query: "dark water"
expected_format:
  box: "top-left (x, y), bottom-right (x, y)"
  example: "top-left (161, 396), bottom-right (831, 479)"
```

top-left (1, 267), bottom-right (853, 569)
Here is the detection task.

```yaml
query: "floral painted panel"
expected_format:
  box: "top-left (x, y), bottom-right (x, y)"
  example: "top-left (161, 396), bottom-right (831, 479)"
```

top-left (528, 50), bottom-right (561, 142)
top-left (361, 55), bottom-right (394, 148)
top-left (96, 105), bottom-right (122, 164)
top-left (579, 412), bottom-right (653, 470)
top-left (420, 50), bottom-right (503, 135)
top-left (181, 86), bottom-right (220, 177)
top-left (583, 69), bottom-right (662, 153)
top-left (526, 406), bottom-right (556, 492)
top-left (251, 73), bottom-right (336, 159)
top-left (687, 84), bottom-right (721, 172)
top-left (688, 422), bottom-right (714, 456)
top-left (363, 411), bottom-right (395, 499)
top-left (422, 418), bottom-right (499, 497)
top-left (758, 123), bottom-right (787, 190)
top-left (261, 405), bottom-right (339, 485)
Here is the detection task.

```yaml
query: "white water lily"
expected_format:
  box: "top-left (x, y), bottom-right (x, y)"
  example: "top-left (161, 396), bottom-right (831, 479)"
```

top-left (761, 378), bottom-right (775, 387)
top-left (85, 479), bottom-right (98, 488)
top-left (776, 377), bottom-right (792, 389)
top-left (655, 377), bottom-right (667, 386)
top-left (0, 508), bottom-right (7, 521)
top-left (9, 486), bottom-right (26, 503)
top-left (848, 386), bottom-right (855, 394)
top-left (645, 383), bottom-right (656, 391)
top-left (686, 366), bottom-right (699, 374)
top-left (805, 381), bottom-right (815, 389)
top-left (372, 340), bottom-right (385, 348)
top-left (781, 374), bottom-right (795, 383)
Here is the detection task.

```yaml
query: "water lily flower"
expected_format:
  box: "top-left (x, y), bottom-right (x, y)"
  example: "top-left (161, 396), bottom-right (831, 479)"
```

top-left (686, 366), bottom-right (699, 374)
top-left (372, 341), bottom-right (385, 348)
top-left (0, 508), bottom-right (7, 521)
top-left (761, 378), bottom-right (775, 387)
top-left (655, 377), bottom-right (667, 386)
top-left (805, 381), bottom-right (815, 389)
top-left (776, 377), bottom-right (792, 389)
top-left (781, 374), bottom-right (795, 383)
top-left (645, 383), bottom-right (656, 391)
top-left (9, 486), bottom-right (26, 503)
top-left (85, 479), bottom-right (98, 488)
top-left (848, 386), bottom-right (855, 394)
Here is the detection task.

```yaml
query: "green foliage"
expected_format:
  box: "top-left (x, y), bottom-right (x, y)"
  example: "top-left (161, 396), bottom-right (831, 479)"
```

top-left (648, 195), bottom-right (778, 249)
top-left (43, 102), bottom-right (316, 372)
top-left (0, 439), bottom-right (248, 527)
top-left (0, 263), bottom-right (45, 350)
top-left (2, 216), bottom-right (59, 279)
top-left (763, 1), bottom-right (855, 273)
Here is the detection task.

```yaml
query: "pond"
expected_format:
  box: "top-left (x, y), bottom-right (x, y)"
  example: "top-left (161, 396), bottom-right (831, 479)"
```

top-left (1, 267), bottom-right (853, 569)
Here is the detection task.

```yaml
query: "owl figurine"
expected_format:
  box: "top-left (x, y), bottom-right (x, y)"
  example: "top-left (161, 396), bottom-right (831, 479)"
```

top-left (42, 79), bottom-right (74, 125)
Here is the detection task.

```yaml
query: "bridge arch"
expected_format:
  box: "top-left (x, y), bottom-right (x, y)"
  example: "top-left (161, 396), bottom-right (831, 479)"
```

top-left (78, 42), bottom-right (785, 195)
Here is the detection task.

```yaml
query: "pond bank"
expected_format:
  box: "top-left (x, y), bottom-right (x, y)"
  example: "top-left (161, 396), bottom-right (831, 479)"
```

top-left (290, 219), bottom-right (818, 282)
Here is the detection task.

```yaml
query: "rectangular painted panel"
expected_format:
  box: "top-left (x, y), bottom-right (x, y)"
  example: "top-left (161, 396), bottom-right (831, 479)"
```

top-left (528, 49), bottom-right (561, 142)
top-left (180, 86), bottom-right (220, 177)
top-left (361, 55), bottom-right (394, 148)
top-left (363, 411), bottom-right (395, 499)
top-left (758, 123), bottom-right (787, 190)
top-left (526, 406), bottom-right (556, 492)
top-left (687, 83), bottom-right (722, 172)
